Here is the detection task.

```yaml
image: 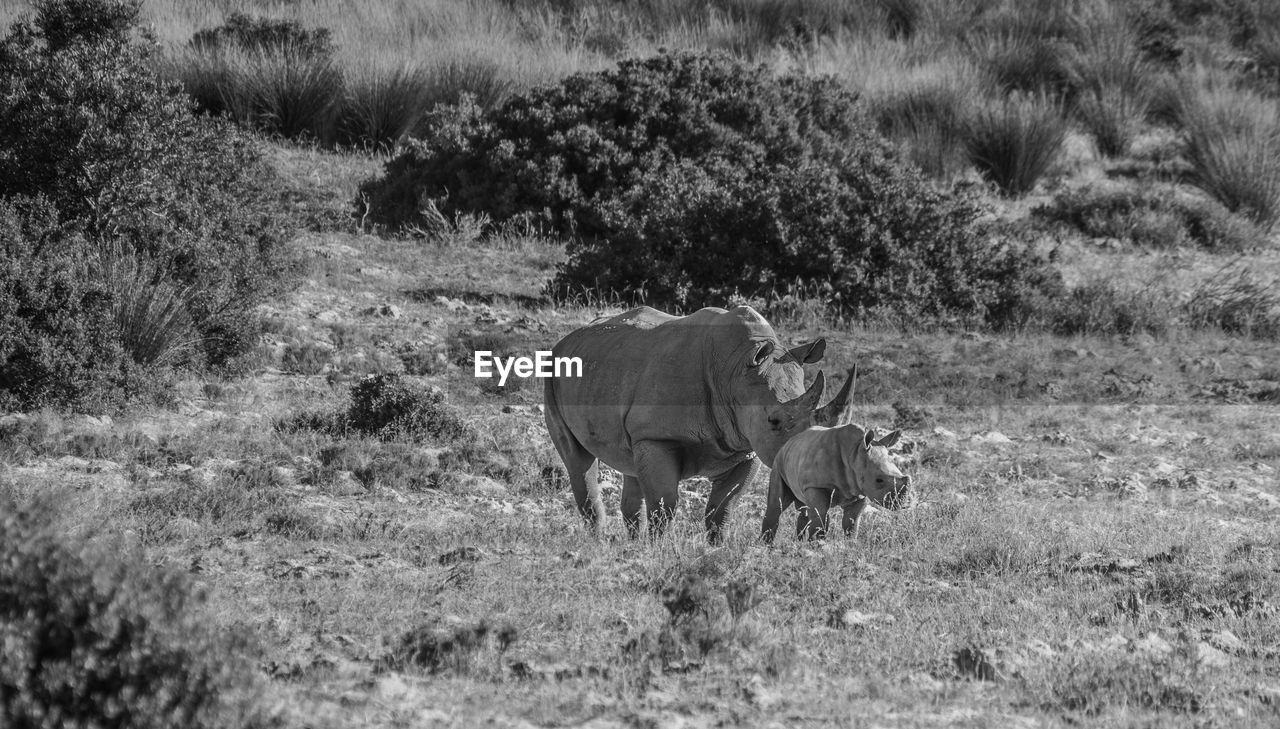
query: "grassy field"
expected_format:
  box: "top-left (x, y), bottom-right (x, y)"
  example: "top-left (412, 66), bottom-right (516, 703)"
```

top-left (3, 0), bottom-right (1280, 727)
top-left (4, 144), bottom-right (1279, 727)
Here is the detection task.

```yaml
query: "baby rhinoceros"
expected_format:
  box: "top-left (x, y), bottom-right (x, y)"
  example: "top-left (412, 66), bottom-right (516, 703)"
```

top-left (762, 425), bottom-right (913, 544)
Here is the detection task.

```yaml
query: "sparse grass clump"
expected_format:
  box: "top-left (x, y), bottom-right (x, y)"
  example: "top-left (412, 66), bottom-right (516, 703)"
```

top-left (362, 51), bottom-right (1060, 324)
top-left (964, 90), bottom-right (1068, 196)
top-left (1184, 263), bottom-right (1280, 339)
top-left (1, 493), bottom-right (265, 728)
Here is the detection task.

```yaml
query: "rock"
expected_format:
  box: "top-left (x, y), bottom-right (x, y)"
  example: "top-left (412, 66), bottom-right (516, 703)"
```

top-left (69, 414), bottom-right (113, 431)
top-left (449, 474), bottom-right (508, 499)
top-left (1132, 632), bottom-right (1173, 657)
top-left (834, 610), bottom-right (893, 629)
top-left (1194, 641), bottom-right (1232, 669)
top-left (931, 426), bottom-right (957, 439)
top-left (328, 470), bottom-right (365, 496)
top-left (1205, 629), bottom-right (1246, 655)
top-left (167, 517), bottom-right (203, 540)
top-left (314, 310), bottom-right (342, 324)
top-left (365, 303), bottom-right (402, 319)
top-left (272, 466), bottom-right (298, 486)
top-left (969, 430), bottom-right (1014, 445)
top-left (53, 455), bottom-right (91, 469)
top-left (438, 546), bottom-right (484, 566)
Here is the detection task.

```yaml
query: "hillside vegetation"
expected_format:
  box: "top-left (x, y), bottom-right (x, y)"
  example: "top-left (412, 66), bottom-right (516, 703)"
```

top-left (2, 0), bottom-right (1280, 727)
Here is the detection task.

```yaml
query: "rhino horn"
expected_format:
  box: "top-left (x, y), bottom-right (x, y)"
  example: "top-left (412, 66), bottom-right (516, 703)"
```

top-left (788, 370), bottom-right (825, 412)
top-left (813, 365), bottom-right (856, 426)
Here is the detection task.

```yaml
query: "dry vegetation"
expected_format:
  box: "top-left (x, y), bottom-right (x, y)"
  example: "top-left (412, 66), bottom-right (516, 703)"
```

top-left (3, 0), bottom-right (1280, 727)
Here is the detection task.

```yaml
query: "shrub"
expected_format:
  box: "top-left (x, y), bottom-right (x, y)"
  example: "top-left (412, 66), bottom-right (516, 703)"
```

top-left (361, 51), bottom-right (1060, 323)
top-left (0, 493), bottom-right (264, 728)
top-left (1035, 185), bottom-right (1266, 251)
top-left (346, 374), bottom-right (473, 443)
top-left (190, 12), bottom-right (334, 57)
top-left (1047, 279), bottom-right (1177, 337)
top-left (0, 0), bottom-right (295, 407)
top-left (965, 91), bottom-right (1068, 197)
top-left (1177, 81), bottom-right (1280, 231)
top-left (0, 199), bottom-right (161, 412)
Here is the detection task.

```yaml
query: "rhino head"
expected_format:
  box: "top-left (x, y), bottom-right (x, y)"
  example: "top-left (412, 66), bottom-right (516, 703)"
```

top-left (734, 338), bottom-right (851, 468)
top-left (855, 429), bottom-right (914, 510)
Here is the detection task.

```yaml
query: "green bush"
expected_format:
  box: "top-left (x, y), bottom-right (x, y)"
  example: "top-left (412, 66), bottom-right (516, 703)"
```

top-left (0, 0), bottom-right (296, 408)
top-left (347, 374), bottom-right (473, 443)
top-left (0, 493), bottom-right (265, 729)
top-left (361, 51), bottom-right (1060, 323)
top-left (1035, 185), bottom-right (1266, 251)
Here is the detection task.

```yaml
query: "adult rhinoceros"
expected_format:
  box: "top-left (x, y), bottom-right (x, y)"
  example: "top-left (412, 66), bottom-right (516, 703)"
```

top-left (543, 305), bottom-right (852, 542)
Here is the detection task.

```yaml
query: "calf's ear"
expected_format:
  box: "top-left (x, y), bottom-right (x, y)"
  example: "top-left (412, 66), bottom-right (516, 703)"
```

top-left (875, 430), bottom-right (902, 448)
top-left (862, 429), bottom-right (876, 449)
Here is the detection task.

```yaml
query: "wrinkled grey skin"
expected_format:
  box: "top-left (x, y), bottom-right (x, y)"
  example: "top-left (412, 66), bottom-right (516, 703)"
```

top-left (762, 425), bottom-right (913, 543)
top-left (543, 305), bottom-right (851, 542)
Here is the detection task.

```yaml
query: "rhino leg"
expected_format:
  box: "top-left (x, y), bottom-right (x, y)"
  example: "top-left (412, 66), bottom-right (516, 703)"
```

top-left (633, 440), bottom-right (681, 539)
top-left (762, 468), bottom-right (797, 544)
top-left (621, 475), bottom-right (644, 539)
top-left (841, 497), bottom-right (869, 539)
top-left (545, 407), bottom-right (604, 533)
top-left (705, 458), bottom-right (759, 544)
top-left (795, 488), bottom-right (834, 540)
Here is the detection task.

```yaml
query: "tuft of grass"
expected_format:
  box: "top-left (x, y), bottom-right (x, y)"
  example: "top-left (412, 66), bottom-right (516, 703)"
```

top-left (872, 59), bottom-right (986, 180)
top-left (965, 90), bottom-right (1068, 196)
top-left (218, 44), bottom-right (344, 143)
top-left (1068, 3), bottom-right (1152, 157)
top-left (337, 61), bottom-right (431, 150)
top-left (1184, 261), bottom-right (1280, 339)
top-left (1177, 77), bottom-right (1280, 231)
top-left (99, 247), bottom-right (200, 368)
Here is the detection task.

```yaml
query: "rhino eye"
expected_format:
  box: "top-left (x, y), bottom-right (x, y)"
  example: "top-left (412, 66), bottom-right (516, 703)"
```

top-left (768, 417), bottom-right (782, 429)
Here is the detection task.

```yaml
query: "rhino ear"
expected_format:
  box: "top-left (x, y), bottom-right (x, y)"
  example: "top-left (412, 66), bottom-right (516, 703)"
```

top-left (751, 341), bottom-right (774, 366)
top-left (787, 338), bottom-right (826, 364)
top-left (862, 429), bottom-right (876, 450)
top-left (875, 430), bottom-right (902, 449)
